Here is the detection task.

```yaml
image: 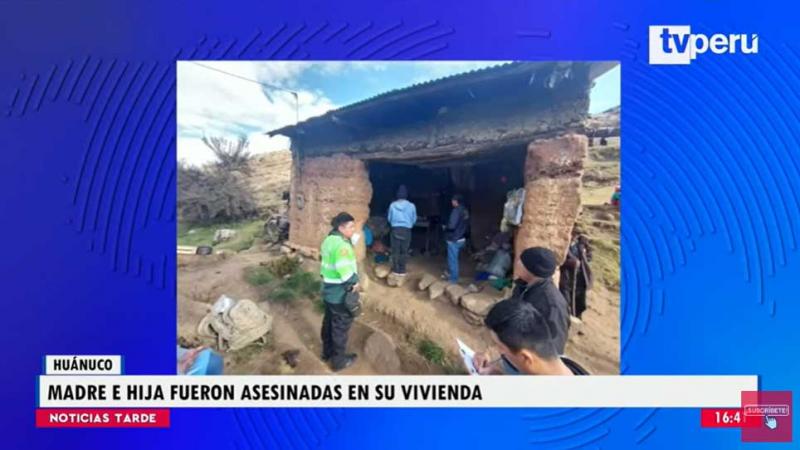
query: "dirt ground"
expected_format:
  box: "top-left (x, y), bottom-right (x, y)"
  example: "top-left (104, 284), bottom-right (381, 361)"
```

top-left (178, 236), bottom-right (619, 375)
top-left (178, 251), bottom-right (451, 375)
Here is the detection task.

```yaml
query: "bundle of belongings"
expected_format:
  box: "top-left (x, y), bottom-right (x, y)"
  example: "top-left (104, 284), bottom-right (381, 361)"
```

top-left (198, 295), bottom-right (273, 351)
top-left (501, 188), bottom-right (525, 231)
top-left (474, 231), bottom-right (513, 282)
top-left (365, 216), bottom-right (391, 263)
top-left (263, 213), bottom-right (290, 244)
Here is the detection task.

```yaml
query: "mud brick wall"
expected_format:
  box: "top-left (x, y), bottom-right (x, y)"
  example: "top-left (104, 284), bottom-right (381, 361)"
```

top-left (514, 134), bottom-right (587, 277)
top-left (288, 154), bottom-right (372, 260)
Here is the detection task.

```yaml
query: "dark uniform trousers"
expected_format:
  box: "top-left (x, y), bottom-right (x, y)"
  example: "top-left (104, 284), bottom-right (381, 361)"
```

top-left (321, 301), bottom-right (354, 368)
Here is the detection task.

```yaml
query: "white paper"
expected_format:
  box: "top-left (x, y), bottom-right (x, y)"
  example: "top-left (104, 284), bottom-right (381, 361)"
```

top-left (456, 338), bottom-right (479, 375)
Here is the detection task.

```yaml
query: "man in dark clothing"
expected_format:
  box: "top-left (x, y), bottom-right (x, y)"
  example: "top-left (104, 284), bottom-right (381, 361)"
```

top-left (473, 299), bottom-right (589, 375)
top-left (559, 234), bottom-right (594, 319)
top-left (510, 247), bottom-right (571, 355)
top-left (444, 194), bottom-right (469, 283)
top-left (387, 185), bottom-right (417, 276)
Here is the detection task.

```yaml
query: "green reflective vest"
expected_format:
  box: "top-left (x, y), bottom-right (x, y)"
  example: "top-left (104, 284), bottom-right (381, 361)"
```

top-left (320, 232), bottom-right (358, 285)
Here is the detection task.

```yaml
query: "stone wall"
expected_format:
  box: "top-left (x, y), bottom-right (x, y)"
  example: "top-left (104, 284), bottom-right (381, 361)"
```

top-left (243, 150), bottom-right (291, 216)
top-left (514, 134), bottom-right (587, 277)
top-left (287, 154), bottom-right (372, 259)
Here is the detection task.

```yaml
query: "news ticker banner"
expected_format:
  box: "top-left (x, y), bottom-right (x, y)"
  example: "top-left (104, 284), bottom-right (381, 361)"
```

top-left (34, 356), bottom-right (793, 442)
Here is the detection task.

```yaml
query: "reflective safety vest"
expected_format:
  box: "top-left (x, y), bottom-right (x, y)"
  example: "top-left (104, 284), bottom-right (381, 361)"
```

top-left (320, 233), bottom-right (357, 284)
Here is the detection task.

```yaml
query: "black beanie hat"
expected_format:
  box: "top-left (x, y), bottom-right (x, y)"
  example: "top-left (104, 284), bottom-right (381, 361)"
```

top-left (520, 247), bottom-right (558, 278)
top-left (397, 185), bottom-right (408, 199)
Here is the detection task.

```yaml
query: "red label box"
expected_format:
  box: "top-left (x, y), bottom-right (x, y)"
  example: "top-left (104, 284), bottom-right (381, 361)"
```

top-left (701, 408), bottom-right (760, 428)
top-left (35, 409), bottom-right (170, 428)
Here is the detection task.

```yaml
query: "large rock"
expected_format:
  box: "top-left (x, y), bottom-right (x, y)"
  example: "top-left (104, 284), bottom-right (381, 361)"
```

top-left (445, 284), bottom-right (468, 306)
top-left (428, 281), bottom-right (448, 301)
top-left (461, 309), bottom-right (484, 326)
top-left (418, 274), bottom-right (437, 290)
top-left (461, 292), bottom-right (499, 317)
top-left (386, 272), bottom-right (407, 287)
top-left (374, 265), bottom-right (391, 279)
top-left (213, 229), bottom-right (237, 244)
top-left (363, 329), bottom-right (402, 374)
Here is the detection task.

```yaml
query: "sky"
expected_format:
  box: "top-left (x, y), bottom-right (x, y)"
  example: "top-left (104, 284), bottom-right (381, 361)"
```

top-left (177, 61), bottom-right (620, 166)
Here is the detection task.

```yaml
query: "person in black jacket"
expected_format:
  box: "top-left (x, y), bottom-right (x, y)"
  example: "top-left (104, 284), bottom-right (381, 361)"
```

top-left (509, 247), bottom-right (571, 355)
top-left (559, 234), bottom-right (594, 319)
top-left (444, 194), bottom-right (469, 283)
top-left (473, 299), bottom-right (588, 375)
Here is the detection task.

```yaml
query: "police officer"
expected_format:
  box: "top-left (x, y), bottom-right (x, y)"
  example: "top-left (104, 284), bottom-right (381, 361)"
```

top-left (320, 212), bottom-right (359, 371)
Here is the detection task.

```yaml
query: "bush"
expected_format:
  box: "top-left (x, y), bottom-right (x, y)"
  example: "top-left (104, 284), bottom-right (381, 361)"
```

top-left (178, 136), bottom-right (256, 225)
top-left (418, 339), bottom-right (446, 365)
top-left (265, 256), bottom-right (301, 278)
top-left (178, 164), bottom-right (257, 224)
top-left (244, 266), bottom-right (275, 286)
top-left (284, 271), bottom-right (321, 299)
top-left (269, 287), bottom-right (298, 303)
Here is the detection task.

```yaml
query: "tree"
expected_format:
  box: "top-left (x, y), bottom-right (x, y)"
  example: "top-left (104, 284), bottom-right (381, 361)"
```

top-left (178, 136), bottom-right (258, 224)
top-left (201, 135), bottom-right (251, 173)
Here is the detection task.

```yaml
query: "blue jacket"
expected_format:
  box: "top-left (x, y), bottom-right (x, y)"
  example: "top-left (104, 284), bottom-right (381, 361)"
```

top-left (388, 199), bottom-right (417, 229)
top-left (446, 205), bottom-right (469, 241)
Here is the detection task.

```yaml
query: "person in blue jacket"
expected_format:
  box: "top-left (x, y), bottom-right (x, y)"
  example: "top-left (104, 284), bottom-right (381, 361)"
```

top-left (444, 194), bottom-right (469, 283)
top-left (387, 185), bottom-right (417, 276)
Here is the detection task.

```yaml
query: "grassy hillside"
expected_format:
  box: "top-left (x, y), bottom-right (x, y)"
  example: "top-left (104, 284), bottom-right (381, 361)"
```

top-left (178, 220), bottom-right (264, 252)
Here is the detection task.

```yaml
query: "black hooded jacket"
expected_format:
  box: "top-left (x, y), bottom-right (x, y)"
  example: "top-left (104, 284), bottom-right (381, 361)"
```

top-left (510, 277), bottom-right (571, 355)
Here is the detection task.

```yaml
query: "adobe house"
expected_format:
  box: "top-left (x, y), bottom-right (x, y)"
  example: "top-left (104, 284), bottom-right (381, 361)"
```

top-left (268, 62), bottom-right (615, 278)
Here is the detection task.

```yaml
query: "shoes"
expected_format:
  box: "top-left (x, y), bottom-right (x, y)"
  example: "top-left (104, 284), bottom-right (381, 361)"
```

top-left (321, 353), bottom-right (331, 362)
top-left (332, 353), bottom-right (357, 372)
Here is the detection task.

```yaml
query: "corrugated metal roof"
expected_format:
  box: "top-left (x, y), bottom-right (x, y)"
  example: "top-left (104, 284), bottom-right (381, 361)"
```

top-left (332, 62), bottom-right (517, 111)
top-left (268, 62), bottom-right (526, 136)
top-left (268, 61), bottom-right (615, 137)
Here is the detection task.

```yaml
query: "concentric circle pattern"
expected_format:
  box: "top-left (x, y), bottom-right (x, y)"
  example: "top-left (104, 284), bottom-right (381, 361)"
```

top-left (2, 9), bottom-right (799, 449)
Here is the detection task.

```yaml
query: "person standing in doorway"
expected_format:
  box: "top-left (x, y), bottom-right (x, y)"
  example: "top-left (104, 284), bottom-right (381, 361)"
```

top-left (387, 185), bottom-right (417, 278)
top-left (320, 212), bottom-right (360, 371)
top-left (444, 194), bottom-right (469, 283)
top-left (559, 234), bottom-right (594, 319)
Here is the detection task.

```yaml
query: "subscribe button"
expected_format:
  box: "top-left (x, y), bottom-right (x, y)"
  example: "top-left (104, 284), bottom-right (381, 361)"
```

top-left (35, 409), bottom-right (170, 428)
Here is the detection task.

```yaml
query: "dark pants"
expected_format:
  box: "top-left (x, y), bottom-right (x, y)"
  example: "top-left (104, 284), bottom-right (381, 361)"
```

top-left (390, 227), bottom-right (412, 274)
top-left (560, 268), bottom-right (588, 319)
top-left (321, 301), bottom-right (354, 368)
top-left (574, 274), bottom-right (587, 318)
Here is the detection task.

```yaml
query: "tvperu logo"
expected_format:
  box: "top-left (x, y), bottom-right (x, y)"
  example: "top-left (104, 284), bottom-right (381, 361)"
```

top-left (649, 26), bottom-right (758, 65)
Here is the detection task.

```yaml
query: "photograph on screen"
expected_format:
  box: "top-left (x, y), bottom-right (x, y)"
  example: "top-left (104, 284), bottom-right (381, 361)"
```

top-left (175, 61), bottom-right (620, 376)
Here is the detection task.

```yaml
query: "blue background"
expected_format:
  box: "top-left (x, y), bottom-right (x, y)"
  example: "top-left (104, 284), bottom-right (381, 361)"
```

top-left (1, 0), bottom-right (798, 448)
